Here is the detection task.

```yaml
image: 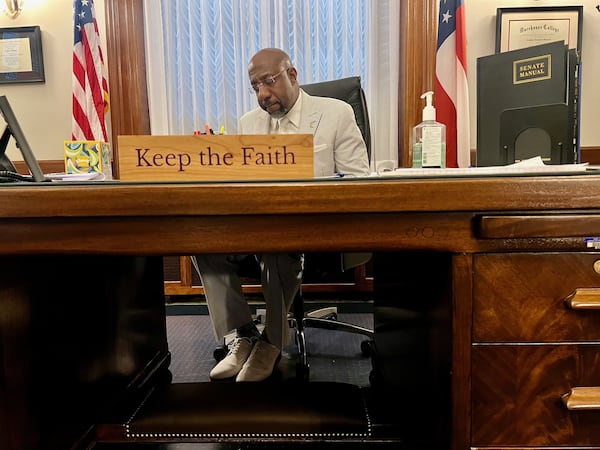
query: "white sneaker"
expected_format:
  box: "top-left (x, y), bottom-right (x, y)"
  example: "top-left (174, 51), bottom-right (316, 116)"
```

top-left (209, 337), bottom-right (254, 380)
top-left (235, 339), bottom-right (281, 382)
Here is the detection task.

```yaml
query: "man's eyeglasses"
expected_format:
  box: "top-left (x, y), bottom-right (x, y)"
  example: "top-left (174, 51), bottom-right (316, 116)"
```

top-left (249, 68), bottom-right (288, 94)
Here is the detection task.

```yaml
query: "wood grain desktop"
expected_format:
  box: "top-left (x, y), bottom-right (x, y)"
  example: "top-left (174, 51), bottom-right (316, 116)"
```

top-left (1, 175), bottom-right (600, 449)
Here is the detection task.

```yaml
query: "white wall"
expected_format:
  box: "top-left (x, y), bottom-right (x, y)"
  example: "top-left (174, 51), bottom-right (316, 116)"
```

top-left (0, 0), bottom-right (106, 162)
top-left (0, 0), bottom-right (598, 165)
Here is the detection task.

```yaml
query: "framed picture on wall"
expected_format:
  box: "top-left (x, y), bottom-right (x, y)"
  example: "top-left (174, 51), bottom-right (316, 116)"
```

top-left (495, 6), bottom-right (583, 55)
top-left (0, 26), bottom-right (45, 84)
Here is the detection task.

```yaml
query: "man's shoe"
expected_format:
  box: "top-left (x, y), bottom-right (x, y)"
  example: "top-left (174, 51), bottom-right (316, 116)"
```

top-left (209, 337), bottom-right (254, 380)
top-left (236, 339), bottom-right (281, 382)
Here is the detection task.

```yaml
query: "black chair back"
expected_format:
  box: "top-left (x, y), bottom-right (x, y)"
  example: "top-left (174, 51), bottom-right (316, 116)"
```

top-left (301, 76), bottom-right (371, 159)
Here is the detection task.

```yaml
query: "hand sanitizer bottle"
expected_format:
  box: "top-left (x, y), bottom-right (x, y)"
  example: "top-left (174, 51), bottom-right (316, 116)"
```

top-left (412, 91), bottom-right (446, 168)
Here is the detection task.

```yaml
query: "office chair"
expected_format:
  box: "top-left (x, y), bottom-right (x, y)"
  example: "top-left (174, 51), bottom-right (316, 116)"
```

top-left (302, 76), bottom-right (372, 157)
top-left (291, 76), bottom-right (374, 379)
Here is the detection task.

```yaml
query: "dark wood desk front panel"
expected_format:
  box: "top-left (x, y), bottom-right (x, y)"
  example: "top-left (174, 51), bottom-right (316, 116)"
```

top-left (1, 176), bottom-right (600, 450)
top-left (0, 254), bottom-right (169, 450)
top-left (472, 344), bottom-right (600, 446)
top-left (473, 252), bottom-right (600, 342)
top-left (471, 252), bottom-right (600, 447)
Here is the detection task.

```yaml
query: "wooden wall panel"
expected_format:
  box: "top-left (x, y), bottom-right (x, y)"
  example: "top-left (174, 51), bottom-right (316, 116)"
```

top-left (104, 0), bottom-right (150, 179)
top-left (399, 0), bottom-right (438, 167)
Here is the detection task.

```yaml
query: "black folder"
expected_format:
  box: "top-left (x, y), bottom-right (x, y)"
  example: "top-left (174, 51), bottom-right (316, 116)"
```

top-left (476, 41), bottom-right (579, 166)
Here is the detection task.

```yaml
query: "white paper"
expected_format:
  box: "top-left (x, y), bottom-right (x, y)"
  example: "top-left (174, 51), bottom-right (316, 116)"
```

top-left (45, 172), bottom-right (106, 181)
top-left (381, 157), bottom-right (588, 178)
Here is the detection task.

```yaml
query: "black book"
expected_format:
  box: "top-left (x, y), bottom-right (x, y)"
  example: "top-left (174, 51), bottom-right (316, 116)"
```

top-left (476, 41), bottom-right (579, 166)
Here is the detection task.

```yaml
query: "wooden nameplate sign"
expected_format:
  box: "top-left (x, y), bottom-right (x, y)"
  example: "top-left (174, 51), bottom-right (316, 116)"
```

top-left (117, 134), bottom-right (314, 181)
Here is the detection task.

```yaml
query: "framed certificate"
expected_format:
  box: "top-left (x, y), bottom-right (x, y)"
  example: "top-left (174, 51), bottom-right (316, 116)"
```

top-left (0, 26), bottom-right (45, 84)
top-left (495, 6), bottom-right (583, 55)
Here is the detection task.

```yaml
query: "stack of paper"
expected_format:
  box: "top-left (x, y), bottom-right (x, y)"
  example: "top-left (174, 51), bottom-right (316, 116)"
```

top-left (381, 157), bottom-right (588, 178)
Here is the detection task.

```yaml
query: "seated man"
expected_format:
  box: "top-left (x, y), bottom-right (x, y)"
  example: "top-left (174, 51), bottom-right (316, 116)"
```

top-left (193, 48), bottom-right (369, 382)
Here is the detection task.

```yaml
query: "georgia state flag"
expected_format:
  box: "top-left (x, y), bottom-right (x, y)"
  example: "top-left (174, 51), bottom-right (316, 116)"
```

top-left (434, 0), bottom-right (470, 168)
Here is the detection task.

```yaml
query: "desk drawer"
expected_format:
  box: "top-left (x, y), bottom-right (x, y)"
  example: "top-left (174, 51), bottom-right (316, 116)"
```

top-left (473, 253), bottom-right (600, 342)
top-left (472, 344), bottom-right (600, 446)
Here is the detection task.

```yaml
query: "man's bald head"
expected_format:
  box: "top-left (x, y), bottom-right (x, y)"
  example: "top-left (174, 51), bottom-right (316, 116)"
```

top-left (247, 48), bottom-right (299, 118)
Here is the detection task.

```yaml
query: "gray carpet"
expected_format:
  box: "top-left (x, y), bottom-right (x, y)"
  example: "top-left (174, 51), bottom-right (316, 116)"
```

top-left (166, 313), bottom-right (373, 385)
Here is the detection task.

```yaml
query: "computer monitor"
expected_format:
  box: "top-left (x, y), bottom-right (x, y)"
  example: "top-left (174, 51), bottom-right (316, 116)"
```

top-left (0, 95), bottom-right (46, 182)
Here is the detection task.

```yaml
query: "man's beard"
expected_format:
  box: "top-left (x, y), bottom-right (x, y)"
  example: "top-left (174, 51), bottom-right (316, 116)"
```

top-left (261, 101), bottom-right (288, 118)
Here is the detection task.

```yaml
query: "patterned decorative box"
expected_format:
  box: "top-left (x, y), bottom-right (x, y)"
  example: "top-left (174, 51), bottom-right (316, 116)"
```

top-left (64, 141), bottom-right (112, 178)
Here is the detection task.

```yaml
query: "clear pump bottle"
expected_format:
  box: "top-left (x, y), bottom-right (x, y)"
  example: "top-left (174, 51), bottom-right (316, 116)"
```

top-left (412, 91), bottom-right (446, 168)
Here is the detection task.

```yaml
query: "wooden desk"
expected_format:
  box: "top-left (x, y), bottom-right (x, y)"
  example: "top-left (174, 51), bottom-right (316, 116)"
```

top-left (1, 175), bottom-right (600, 449)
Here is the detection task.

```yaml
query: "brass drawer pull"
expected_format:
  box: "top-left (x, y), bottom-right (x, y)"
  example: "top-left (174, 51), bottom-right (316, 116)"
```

top-left (564, 288), bottom-right (600, 310)
top-left (562, 387), bottom-right (600, 410)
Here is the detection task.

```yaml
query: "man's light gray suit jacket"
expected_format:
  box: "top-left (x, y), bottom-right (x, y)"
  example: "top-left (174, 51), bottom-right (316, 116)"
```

top-left (238, 89), bottom-right (370, 177)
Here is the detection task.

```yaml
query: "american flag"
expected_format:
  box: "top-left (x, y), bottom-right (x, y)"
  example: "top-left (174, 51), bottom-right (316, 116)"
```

top-left (434, 0), bottom-right (470, 168)
top-left (72, 0), bottom-right (109, 141)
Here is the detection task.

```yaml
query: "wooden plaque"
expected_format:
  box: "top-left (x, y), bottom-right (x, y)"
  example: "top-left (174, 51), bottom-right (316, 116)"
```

top-left (117, 134), bottom-right (314, 181)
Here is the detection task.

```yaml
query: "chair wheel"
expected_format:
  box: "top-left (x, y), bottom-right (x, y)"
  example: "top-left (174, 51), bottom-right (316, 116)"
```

top-left (213, 345), bottom-right (227, 361)
top-left (361, 339), bottom-right (373, 356)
